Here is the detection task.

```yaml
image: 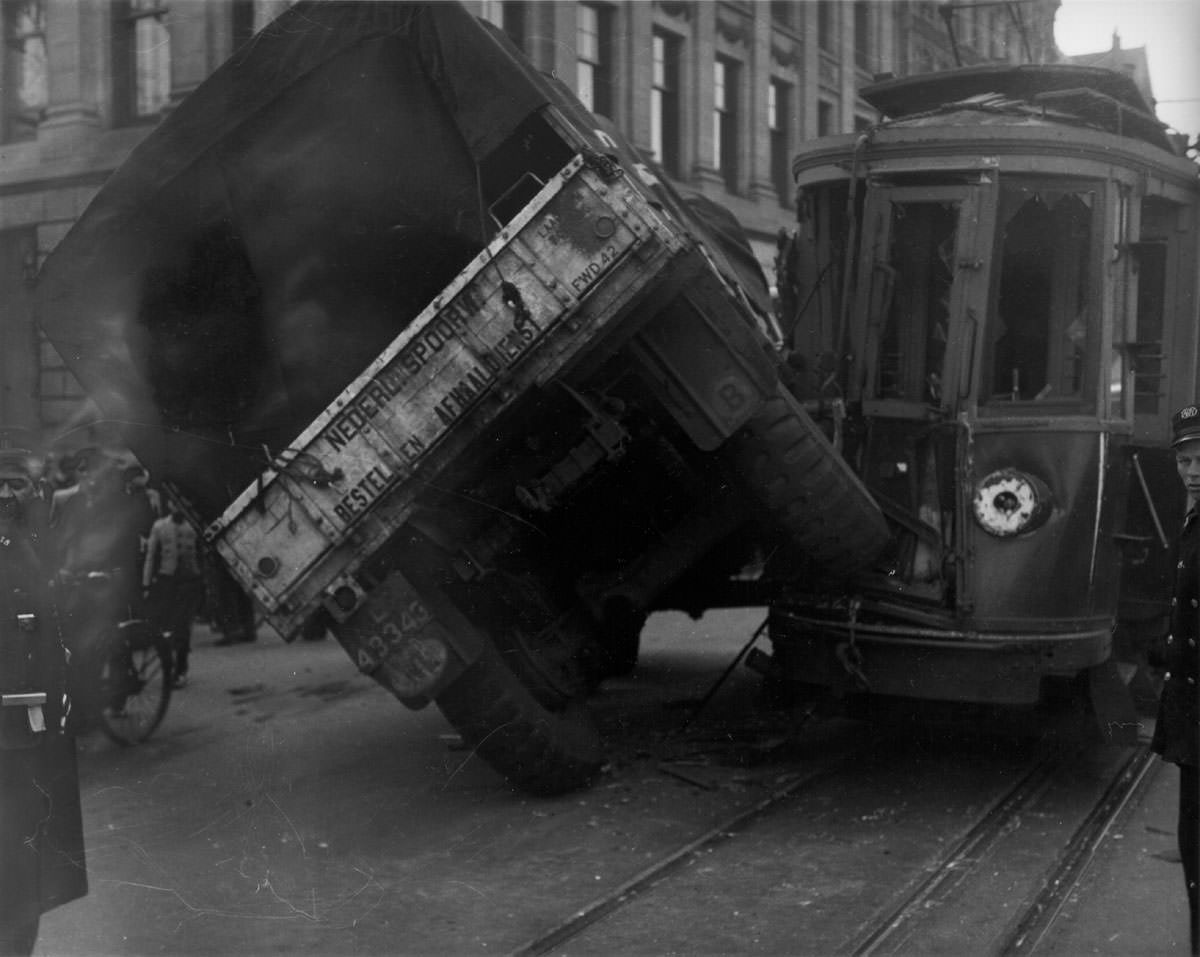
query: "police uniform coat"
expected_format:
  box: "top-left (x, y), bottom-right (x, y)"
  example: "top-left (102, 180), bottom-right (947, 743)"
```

top-left (0, 508), bottom-right (88, 930)
top-left (1152, 507), bottom-right (1200, 768)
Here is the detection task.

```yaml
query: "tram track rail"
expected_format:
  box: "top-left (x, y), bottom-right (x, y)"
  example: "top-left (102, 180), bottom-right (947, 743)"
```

top-left (844, 749), bottom-right (1066, 956)
top-left (508, 753), bottom-right (857, 957)
top-left (1001, 744), bottom-right (1158, 955)
top-left (508, 736), bottom-right (1158, 957)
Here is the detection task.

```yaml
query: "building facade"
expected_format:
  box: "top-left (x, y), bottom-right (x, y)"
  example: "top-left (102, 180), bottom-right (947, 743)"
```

top-left (0, 0), bottom-right (1058, 438)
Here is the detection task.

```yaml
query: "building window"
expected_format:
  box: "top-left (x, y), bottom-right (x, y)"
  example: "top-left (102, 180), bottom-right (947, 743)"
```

top-left (113, 0), bottom-right (172, 124)
top-left (817, 99), bottom-right (835, 136)
top-left (713, 58), bottom-right (739, 192)
top-left (817, 0), bottom-right (835, 54)
top-left (481, 0), bottom-right (526, 52)
top-left (770, 1), bottom-right (793, 29)
top-left (853, 1), bottom-right (871, 70)
top-left (3, 0), bottom-right (47, 142)
top-left (650, 31), bottom-right (681, 178)
top-left (576, 3), bottom-right (612, 117)
top-left (37, 332), bottom-right (85, 427)
top-left (231, 0), bottom-right (256, 51)
top-left (768, 79), bottom-right (791, 204)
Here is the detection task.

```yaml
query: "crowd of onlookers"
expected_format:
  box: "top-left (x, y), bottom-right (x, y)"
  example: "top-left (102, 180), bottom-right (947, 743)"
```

top-left (43, 445), bottom-right (259, 689)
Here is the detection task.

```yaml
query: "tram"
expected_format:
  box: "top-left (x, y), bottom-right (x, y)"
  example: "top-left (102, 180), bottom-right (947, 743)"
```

top-left (765, 64), bottom-right (1200, 722)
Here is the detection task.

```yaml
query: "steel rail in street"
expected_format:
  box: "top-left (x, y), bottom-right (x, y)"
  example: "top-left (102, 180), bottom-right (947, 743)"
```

top-left (508, 738), bottom-right (1154, 957)
top-left (1001, 744), bottom-right (1158, 955)
top-left (845, 748), bottom-right (1066, 956)
top-left (507, 753), bottom-right (855, 957)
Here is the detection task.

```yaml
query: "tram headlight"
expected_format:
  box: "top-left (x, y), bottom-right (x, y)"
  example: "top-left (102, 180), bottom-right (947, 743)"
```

top-left (972, 469), bottom-right (1052, 537)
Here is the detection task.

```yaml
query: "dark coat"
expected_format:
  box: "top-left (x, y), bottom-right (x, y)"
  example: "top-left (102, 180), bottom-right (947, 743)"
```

top-left (1151, 509), bottom-right (1200, 768)
top-left (0, 510), bottom-right (87, 929)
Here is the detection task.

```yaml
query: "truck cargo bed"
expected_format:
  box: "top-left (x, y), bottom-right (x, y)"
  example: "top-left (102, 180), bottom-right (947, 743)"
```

top-left (206, 155), bottom-right (705, 636)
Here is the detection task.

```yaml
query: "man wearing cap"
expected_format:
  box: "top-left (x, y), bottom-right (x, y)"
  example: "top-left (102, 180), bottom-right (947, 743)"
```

top-left (1155, 404), bottom-right (1200, 955)
top-left (143, 496), bottom-right (202, 687)
top-left (0, 430), bottom-right (87, 955)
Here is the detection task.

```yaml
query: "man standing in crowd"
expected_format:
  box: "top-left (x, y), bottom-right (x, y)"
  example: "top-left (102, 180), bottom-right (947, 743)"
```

top-left (143, 496), bottom-right (202, 687)
top-left (50, 448), bottom-right (148, 624)
top-left (1156, 404), bottom-right (1200, 956)
top-left (0, 429), bottom-right (87, 955)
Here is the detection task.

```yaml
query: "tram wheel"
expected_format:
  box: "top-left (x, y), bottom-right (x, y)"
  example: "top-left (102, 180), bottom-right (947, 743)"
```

top-left (727, 385), bottom-right (890, 579)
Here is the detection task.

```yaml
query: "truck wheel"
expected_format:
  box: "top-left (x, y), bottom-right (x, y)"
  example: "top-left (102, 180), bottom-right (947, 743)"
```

top-left (729, 386), bottom-right (889, 579)
top-left (435, 644), bottom-right (603, 796)
top-left (585, 598), bottom-right (646, 680)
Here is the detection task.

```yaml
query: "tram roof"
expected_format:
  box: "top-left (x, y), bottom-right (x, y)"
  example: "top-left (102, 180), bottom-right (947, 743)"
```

top-left (861, 64), bottom-right (1174, 153)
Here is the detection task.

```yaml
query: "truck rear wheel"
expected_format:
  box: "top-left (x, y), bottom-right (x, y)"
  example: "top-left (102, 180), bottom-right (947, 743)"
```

top-left (421, 573), bottom-right (604, 796)
top-left (435, 645), bottom-right (603, 796)
top-left (729, 386), bottom-right (889, 579)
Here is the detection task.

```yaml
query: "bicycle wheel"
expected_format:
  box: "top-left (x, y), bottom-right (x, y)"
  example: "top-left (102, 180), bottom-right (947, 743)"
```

top-left (98, 620), bottom-right (172, 745)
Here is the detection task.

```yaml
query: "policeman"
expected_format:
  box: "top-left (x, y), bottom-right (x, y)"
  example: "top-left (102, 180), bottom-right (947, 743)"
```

top-left (0, 429), bottom-right (87, 955)
top-left (1154, 404), bottom-right (1200, 956)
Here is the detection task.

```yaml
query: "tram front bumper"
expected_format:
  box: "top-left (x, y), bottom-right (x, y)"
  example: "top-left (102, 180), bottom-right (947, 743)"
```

top-left (768, 608), bottom-right (1113, 706)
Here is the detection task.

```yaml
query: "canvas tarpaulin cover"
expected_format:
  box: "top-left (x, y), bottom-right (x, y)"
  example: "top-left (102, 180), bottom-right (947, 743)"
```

top-left (37, 0), bottom-right (771, 518)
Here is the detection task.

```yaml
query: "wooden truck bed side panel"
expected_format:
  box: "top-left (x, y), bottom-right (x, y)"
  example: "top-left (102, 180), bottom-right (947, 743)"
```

top-left (208, 157), bottom-right (686, 627)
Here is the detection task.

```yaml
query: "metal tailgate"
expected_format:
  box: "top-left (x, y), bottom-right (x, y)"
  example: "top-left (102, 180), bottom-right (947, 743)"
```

top-left (205, 155), bottom-right (683, 630)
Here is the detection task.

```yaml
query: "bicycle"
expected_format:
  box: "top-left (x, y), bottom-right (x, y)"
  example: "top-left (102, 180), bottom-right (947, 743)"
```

top-left (58, 569), bottom-right (173, 745)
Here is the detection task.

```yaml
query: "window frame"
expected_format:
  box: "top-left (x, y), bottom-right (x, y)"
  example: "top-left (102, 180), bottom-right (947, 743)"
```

top-left (112, 0), bottom-right (172, 127)
top-left (713, 56), bottom-right (740, 192)
top-left (576, 3), bottom-right (613, 117)
top-left (3, 0), bottom-right (47, 143)
top-left (978, 176), bottom-right (1107, 415)
top-left (768, 78), bottom-right (792, 205)
top-left (650, 30), bottom-right (681, 178)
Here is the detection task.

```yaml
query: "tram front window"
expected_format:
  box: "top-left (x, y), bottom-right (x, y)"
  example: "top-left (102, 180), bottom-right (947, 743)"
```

top-left (983, 180), bottom-right (1098, 409)
top-left (876, 199), bottom-right (958, 403)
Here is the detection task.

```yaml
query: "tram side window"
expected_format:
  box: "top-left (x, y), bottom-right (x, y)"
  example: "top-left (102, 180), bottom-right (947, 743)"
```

top-left (876, 200), bottom-right (957, 402)
top-left (983, 182), bottom-right (1097, 408)
top-left (1132, 197), bottom-right (1174, 417)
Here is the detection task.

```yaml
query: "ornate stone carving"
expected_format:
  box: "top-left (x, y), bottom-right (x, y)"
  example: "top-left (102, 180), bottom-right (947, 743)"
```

top-left (654, 0), bottom-right (692, 21)
top-left (715, 4), bottom-right (751, 45)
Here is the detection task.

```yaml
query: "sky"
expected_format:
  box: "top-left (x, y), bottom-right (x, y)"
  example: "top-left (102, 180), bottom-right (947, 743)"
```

top-left (1054, 0), bottom-right (1200, 142)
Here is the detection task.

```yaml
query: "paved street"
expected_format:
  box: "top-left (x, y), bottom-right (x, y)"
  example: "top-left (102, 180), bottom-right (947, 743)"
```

top-left (34, 609), bottom-right (1196, 957)
top-left (37, 609), bottom-right (783, 956)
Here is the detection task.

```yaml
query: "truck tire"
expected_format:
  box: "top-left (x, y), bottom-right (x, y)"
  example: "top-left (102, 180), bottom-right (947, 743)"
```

top-left (729, 386), bottom-right (889, 579)
top-left (435, 646), bottom-right (603, 796)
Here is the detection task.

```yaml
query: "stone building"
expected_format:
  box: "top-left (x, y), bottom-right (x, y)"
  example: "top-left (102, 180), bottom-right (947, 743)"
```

top-left (0, 0), bottom-right (1058, 438)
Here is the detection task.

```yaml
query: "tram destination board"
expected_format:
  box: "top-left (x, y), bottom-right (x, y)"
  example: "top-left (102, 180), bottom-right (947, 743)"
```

top-left (206, 155), bottom-right (672, 622)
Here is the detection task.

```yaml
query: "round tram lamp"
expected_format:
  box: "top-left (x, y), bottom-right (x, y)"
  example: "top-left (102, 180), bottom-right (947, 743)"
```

top-left (972, 469), bottom-right (1052, 537)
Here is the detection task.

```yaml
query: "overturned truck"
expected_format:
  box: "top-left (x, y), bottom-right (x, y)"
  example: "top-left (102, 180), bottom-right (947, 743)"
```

top-left (37, 1), bottom-right (887, 794)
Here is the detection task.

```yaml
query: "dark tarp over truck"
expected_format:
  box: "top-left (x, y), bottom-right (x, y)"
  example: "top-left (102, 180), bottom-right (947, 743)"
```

top-left (36, 0), bottom-right (772, 518)
top-left (37, 1), bottom-right (889, 793)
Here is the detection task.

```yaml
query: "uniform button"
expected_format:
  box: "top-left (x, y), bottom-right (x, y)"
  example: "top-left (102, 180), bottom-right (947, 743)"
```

top-left (1179, 561), bottom-right (1186, 570)
top-left (1190, 677), bottom-right (1197, 685)
top-left (1193, 599), bottom-right (1199, 608)
top-left (1190, 638), bottom-right (1197, 648)
top-left (1165, 671), bottom-right (1172, 680)
top-left (1168, 635), bottom-right (1175, 644)
top-left (1172, 597), bottom-right (1179, 606)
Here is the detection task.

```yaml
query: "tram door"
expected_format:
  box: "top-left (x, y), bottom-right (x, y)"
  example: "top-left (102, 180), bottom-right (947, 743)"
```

top-left (847, 180), bottom-right (995, 608)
